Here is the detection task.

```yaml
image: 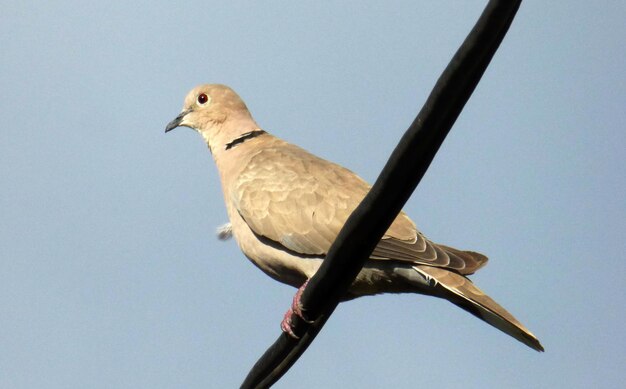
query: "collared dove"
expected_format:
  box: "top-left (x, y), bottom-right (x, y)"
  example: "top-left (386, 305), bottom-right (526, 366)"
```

top-left (165, 84), bottom-right (543, 352)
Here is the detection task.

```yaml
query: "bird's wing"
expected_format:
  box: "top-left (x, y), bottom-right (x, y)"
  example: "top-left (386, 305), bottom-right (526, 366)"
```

top-left (231, 142), bottom-right (486, 273)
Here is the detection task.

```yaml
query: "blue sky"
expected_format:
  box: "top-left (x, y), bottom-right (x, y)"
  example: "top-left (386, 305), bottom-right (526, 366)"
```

top-left (1, 1), bottom-right (624, 388)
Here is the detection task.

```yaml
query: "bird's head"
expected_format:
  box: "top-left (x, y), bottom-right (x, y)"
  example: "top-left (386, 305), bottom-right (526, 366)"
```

top-left (165, 84), bottom-right (257, 152)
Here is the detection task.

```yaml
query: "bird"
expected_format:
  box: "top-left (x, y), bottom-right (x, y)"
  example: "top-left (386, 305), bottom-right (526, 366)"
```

top-left (165, 84), bottom-right (544, 352)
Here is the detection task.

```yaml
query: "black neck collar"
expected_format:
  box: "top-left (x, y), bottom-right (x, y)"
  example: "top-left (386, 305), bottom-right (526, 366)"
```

top-left (224, 129), bottom-right (266, 150)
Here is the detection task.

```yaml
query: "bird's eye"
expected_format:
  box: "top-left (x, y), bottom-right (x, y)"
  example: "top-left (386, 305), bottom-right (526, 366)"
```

top-left (197, 93), bottom-right (209, 105)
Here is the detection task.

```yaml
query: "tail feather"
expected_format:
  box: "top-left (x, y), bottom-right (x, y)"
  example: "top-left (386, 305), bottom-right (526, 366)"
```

top-left (413, 265), bottom-right (544, 352)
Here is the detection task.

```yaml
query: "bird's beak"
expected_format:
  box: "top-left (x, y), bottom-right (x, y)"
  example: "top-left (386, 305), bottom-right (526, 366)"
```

top-left (165, 109), bottom-right (191, 133)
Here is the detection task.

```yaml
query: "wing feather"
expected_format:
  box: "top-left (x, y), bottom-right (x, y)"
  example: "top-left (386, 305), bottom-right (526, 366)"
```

top-left (232, 142), bottom-right (487, 274)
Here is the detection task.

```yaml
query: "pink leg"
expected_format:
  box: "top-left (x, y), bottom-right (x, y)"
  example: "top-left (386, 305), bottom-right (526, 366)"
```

top-left (281, 280), bottom-right (314, 338)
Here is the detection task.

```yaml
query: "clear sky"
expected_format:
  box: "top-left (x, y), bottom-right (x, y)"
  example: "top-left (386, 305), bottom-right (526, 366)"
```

top-left (1, 1), bottom-right (624, 388)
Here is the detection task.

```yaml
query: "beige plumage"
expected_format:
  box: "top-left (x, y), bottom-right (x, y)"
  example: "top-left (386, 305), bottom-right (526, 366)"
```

top-left (166, 84), bottom-right (544, 352)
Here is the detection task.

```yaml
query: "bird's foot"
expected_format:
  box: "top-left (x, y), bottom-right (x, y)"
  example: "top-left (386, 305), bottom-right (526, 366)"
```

top-left (281, 280), bottom-right (314, 339)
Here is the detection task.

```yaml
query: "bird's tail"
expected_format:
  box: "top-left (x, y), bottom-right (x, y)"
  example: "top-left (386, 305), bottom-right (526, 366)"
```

top-left (412, 265), bottom-right (544, 352)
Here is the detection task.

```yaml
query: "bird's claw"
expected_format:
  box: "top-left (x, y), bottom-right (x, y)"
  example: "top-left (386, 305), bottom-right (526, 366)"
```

top-left (281, 280), bottom-right (314, 338)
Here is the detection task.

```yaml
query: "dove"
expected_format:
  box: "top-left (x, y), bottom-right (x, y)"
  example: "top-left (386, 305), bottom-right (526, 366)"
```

top-left (165, 84), bottom-right (543, 352)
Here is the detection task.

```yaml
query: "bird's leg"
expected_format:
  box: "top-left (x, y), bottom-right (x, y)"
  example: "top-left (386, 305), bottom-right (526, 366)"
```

top-left (281, 279), bottom-right (315, 338)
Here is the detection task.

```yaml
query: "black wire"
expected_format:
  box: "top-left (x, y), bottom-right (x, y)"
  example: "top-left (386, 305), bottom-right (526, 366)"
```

top-left (242, 1), bottom-right (523, 387)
